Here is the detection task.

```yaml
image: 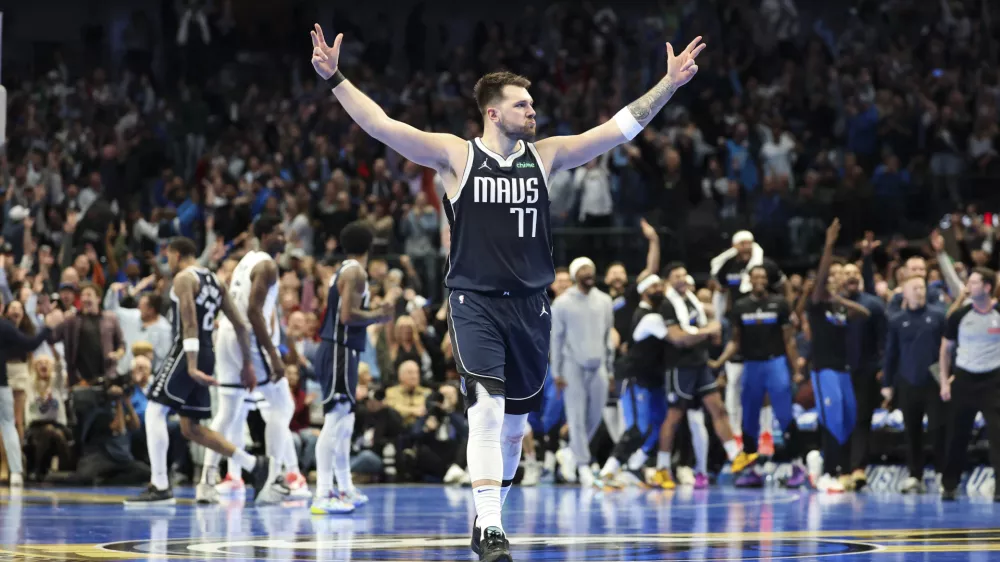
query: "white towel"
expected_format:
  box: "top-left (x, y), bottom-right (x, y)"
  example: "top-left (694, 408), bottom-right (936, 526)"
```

top-left (709, 242), bottom-right (765, 294)
top-left (666, 286), bottom-right (707, 335)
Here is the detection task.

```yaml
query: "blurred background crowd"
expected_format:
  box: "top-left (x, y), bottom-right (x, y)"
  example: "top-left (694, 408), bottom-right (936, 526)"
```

top-left (0, 0), bottom-right (998, 488)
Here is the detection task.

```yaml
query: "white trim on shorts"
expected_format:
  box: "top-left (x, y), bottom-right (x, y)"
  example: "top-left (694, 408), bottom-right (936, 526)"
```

top-left (447, 291), bottom-right (504, 386)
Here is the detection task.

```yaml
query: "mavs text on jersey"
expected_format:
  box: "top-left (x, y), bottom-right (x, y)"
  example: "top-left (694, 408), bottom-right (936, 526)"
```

top-left (444, 138), bottom-right (554, 415)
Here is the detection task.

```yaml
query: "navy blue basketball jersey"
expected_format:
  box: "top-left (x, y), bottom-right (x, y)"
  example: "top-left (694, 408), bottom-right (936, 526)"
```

top-left (169, 267), bottom-right (224, 351)
top-left (444, 137), bottom-right (554, 295)
top-left (319, 260), bottom-right (370, 350)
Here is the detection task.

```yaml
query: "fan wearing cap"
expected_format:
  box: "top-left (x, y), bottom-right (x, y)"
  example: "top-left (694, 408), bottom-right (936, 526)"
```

top-left (647, 262), bottom-right (756, 489)
top-left (709, 230), bottom-right (787, 447)
top-left (550, 257), bottom-right (615, 487)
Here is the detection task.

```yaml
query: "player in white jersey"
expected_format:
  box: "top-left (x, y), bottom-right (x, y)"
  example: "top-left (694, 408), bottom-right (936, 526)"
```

top-left (197, 216), bottom-right (307, 503)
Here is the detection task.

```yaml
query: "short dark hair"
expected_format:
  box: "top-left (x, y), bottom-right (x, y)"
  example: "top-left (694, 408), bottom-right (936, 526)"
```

top-left (339, 221), bottom-right (374, 256)
top-left (254, 214), bottom-right (282, 239)
top-left (473, 71), bottom-right (532, 115)
top-left (749, 265), bottom-right (768, 277)
top-left (555, 267), bottom-right (569, 275)
top-left (168, 237), bottom-right (198, 259)
top-left (79, 281), bottom-right (102, 300)
top-left (662, 261), bottom-right (686, 279)
top-left (141, 293), bottom-right (164, 313)
top-left (971, 266), bottom-right (997, 291)
top-left (606, 261), bottom-right (625, 271)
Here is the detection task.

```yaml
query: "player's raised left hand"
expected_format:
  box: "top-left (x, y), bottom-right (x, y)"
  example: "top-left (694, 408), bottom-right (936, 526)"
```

top-left (310, 24), bottom-right (342, 80)
top-left (666, 36), bottom-right (706, 87)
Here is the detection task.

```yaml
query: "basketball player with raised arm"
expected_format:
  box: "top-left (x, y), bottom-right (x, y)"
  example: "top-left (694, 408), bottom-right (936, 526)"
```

top-left (310, 222), bottom-right (398, 515)
top-left (310, 25), bottom-right (705, 561)
top-left (126, 237), bottom-right (288, 506)
top-left (197, 216), bottom-right (308, 503)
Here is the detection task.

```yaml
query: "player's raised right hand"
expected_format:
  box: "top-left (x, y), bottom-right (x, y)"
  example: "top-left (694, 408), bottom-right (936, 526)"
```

top-left (310, 24), bottom-right (342, 80)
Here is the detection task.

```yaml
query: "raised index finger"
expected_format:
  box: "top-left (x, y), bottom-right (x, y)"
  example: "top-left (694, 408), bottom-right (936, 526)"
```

top-left (314, 23), bottom-right (327, 47)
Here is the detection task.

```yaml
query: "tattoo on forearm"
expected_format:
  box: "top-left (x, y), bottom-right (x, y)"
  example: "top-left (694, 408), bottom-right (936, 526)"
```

top-left (627, 76), bottom-right (678, 126)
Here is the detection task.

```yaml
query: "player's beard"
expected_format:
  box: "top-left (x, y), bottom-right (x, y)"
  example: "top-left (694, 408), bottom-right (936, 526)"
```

top-left (499, 118), bottom-right (536, 141)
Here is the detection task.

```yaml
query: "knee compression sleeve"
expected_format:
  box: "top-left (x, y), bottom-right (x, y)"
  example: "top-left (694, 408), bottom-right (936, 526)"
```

top-left (499, 414), bottom-right (527, 506)
top-left (260, 379), bottom-right (297, 471)
top-left (466, 385), bottom-right (505, 484)
top-left (316, 402), bottom-right (351, 497)
top-left (145, 401), bottom-right (172, 490)
top-left (202, 390), bottom-right (245, 483)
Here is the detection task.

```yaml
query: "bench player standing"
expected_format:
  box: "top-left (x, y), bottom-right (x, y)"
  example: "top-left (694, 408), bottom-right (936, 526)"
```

top-left (310, 222), bottom-right (397, 515)
top-left (125, 237), bottom-right (286, 506)
top-left (310, 24), bottom-right (705, 562)
top-left (710, 265), bottom-right (807, 487)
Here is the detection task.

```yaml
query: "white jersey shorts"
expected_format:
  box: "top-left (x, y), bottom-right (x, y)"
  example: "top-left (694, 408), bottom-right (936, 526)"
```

top-left (215, 325), bottom-right (275, 392)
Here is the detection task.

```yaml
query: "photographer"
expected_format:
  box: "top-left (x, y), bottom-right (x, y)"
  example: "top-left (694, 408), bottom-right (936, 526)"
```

top-left (54, 371), bottom-right (149, 486)
top-left (398, 384), bottom-right (468, 482)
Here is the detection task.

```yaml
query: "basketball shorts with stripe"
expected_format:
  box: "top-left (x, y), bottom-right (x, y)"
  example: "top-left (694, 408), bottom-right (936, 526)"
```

top-left (447, 290), bottom-right (550, 416)
top-left (316, 338), bottom-right (360, 414)
top-left (215, 326), bottom-right (275, 394)
top-left (149, 340), bottom-right (214, 420)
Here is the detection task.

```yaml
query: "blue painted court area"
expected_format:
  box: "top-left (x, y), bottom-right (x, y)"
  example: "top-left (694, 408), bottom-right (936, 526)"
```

top-left (2, 485), bottom-right (1000, 560)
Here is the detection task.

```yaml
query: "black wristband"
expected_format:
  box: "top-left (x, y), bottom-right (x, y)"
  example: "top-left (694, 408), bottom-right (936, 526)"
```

top-left (326, 69), bottom-right (346, 89)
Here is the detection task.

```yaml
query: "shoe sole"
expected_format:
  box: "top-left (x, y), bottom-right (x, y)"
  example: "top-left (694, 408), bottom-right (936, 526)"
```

top-left (124, 498), bottom-right (177, 507)
top-left (253, 458), bottom-right (281, 504)
top-left (310, 505), bottom-right (355, 515)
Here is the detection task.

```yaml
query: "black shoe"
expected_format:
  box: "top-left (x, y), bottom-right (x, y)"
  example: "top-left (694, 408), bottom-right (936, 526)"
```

top-left (471, 516), bottom-right (482, 556)
top-left (941, 487), bottom-right (958, 501)
top-left (994, 493), bottom-right (1000, 503)
top-left (249, 456), bottom-right (279, 502)
top-left (124, 485), bottom-right (176, 506)
top-left (479, 526), bottom-right (512, 562)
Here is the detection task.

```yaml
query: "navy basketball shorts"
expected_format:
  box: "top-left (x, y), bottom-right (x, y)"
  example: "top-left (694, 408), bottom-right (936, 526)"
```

top-left (316, 338), bottom-right (360, 414)
top-left (667, 365), bottom-right (720, 407)
top-left (149, 340), bottom-right (214, 420)
top-left (448, 290), bottom-right (551, 416)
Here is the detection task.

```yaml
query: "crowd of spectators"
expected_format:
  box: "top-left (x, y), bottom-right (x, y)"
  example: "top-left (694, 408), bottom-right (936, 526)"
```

top-left (1, 0), bottom-right (999, 485)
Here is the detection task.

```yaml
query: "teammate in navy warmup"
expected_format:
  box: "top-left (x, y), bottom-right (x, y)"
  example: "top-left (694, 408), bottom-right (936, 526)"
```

top-left (806, 220), bottom-right (872, 493)
top-left (711, 266), bottom-right (807, 488)
top-left (881, 275), bottom-right (948, 494)
top-left (311, 222), bottom-right (397, 515)
top-left (309, 22), bottom-right (706, 562)
top-left (126, 237), bottom-right (286, 506)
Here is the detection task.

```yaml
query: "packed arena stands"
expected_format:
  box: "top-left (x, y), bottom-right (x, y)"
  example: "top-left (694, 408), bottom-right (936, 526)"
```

top-left (1, 0), bottom-right (999, 499)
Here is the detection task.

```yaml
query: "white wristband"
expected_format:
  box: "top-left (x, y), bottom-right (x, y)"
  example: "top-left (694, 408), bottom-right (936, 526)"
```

top-left (183, 338), bottom-right (200, 353)
top-left (614, 107), bottom-right (643, 141)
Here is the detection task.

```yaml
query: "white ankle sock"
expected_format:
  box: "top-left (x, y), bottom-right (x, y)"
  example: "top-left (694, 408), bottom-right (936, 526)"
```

top-left (723, 439), bottom-right (740, 461)
top-left (473, 485), bottom-right (503, 536)
top-left (656, 451), bottom-right (672, 470)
